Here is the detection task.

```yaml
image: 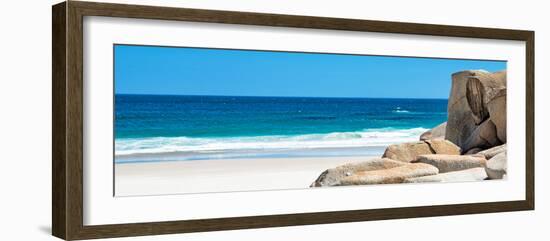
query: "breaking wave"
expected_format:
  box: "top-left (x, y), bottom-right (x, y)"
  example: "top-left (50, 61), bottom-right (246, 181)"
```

top-left (115, 127), bottom-right (428, 156)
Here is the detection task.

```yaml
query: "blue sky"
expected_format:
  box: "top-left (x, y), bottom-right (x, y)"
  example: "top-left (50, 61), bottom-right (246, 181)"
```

top-left (114, 45), bottom-right (506, 99)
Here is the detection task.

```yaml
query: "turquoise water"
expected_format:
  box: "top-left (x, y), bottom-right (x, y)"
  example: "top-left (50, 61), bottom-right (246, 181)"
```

top-left (115, 94), bottom-right (447, 163)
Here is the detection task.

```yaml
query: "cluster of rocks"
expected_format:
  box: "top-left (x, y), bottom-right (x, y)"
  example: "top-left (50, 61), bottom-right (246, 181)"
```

top-left (311, 70), bottom-right (507, 187)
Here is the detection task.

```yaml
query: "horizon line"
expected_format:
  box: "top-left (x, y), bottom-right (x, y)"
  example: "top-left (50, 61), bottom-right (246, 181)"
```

top-left (114, 93), bottom-right (449, 100)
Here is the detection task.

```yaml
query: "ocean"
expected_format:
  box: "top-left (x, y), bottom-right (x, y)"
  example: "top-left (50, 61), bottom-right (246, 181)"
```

top-left (115, 94), bottom-right (448, 163)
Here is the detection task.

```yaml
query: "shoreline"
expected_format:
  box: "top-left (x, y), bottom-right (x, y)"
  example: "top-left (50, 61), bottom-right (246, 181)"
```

top-left (114, 146), bottom-right (388, 163)
top-left (115, 155), bottom-right (378, 196)
top-left (114, 127), bottom-right (432, 157)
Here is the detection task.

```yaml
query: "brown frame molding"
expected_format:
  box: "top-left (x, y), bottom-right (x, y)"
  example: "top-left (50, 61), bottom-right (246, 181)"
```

top-left (52, 1), bottom-right (535, 240)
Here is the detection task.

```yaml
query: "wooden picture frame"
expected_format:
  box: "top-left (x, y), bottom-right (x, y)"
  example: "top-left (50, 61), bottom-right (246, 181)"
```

top-left (52, 1), bottom-right (534, 240)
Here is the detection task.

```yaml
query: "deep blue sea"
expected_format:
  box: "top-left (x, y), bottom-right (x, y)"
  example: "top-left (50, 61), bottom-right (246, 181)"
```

top-left (115, 94), bottom-right (447, 163)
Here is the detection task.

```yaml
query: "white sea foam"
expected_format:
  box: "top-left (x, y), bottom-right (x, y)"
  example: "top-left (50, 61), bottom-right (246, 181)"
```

top-left (393, 110), bottom-right (411, 113)
top-left (115, 127), bottom-right (428, 156)
top-left (392, 107), bottom-right (411, 113)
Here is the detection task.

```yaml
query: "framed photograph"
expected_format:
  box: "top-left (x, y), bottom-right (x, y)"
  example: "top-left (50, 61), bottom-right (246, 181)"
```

top-left (52, 1), bottom-right (534, 240)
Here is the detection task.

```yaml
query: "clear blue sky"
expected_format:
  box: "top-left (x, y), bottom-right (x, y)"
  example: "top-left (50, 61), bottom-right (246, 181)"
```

top-left (114, 44), bottom-right (506, 99)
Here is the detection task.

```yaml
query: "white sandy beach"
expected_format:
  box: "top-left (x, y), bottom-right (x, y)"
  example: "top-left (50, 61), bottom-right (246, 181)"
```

top-left (115, 155), bottom-right (377, 196)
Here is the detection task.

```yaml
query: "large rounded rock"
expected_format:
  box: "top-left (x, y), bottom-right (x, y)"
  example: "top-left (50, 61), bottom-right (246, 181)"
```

top-left (467, 70), bottom-right (506, 143)
top-left (420, 122), bottom-right (447, 141)
top-left (337, 163), bottom-right (439, 185)
top-left (382, 140), bottom-right (460, 163)
top-left (310, 158), bottom-right (406, 187)
top-left (462, 118), bottom-right (502, 153)
top-left (382, 141), bottom-right (433, 163)
top-left (487, 95), bottom-right (507, 142)
top-left (477, 144), bottom-right (506, 159)
top-left (425, 139), bottom-right (461, 155)
top-left (414, 154), bottom-right (487, 173)
top-left (446, 70), bottom-right (487, 148)
top-left (485, 151), bottom-right (507, 179)
top-left (404, 167), bottom-right (487, 183)
top-left (446, 70), bottom-right (506, 150)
